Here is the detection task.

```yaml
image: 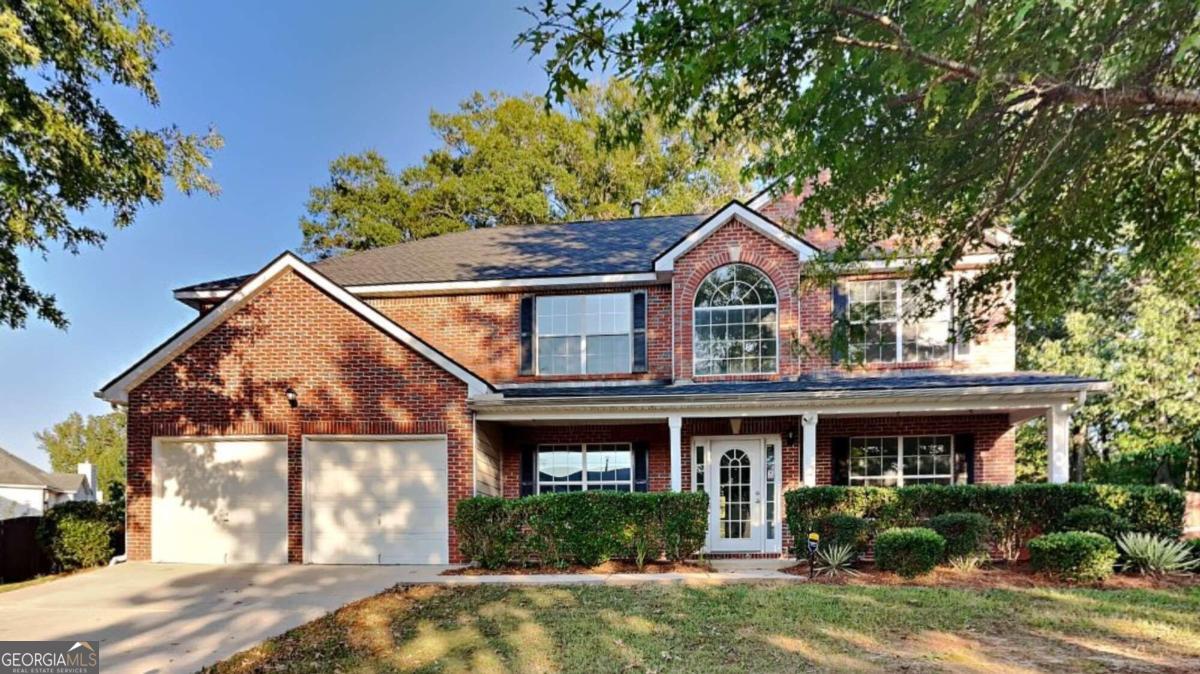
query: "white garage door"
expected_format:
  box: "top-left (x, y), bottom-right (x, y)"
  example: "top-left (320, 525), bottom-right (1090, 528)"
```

top-left (303, 436), bottom-right (449, 564)
top-left (152, 437), bottom-right (288, 564)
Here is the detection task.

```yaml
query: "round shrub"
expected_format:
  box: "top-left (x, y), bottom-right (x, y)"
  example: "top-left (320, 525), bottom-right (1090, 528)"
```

top-left (874, 527), bottom-right (945, 578)
top-left (928, 512), bottom-right (992, 560)
top-left (1029, 532), bottom-right (1118, 583)
top-left (1055, 506), bottom-right (1132, 540)
top-left (810, 514), bottom-right (871, 555)
top-left (36, 501), bottom-right (114, 571)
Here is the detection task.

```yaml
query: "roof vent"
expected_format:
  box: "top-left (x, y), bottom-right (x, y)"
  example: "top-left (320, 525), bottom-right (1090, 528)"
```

top-left (631, 200), bottom-right (643, 217)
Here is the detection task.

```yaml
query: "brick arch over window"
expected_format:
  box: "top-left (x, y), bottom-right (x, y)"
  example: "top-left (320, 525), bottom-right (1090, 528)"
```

top-left (673, 218), bottom-right (831, 379)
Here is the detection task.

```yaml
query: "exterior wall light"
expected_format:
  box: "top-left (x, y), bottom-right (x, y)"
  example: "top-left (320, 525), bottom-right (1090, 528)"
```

top-left (285, 387), bottom-right (298, 408)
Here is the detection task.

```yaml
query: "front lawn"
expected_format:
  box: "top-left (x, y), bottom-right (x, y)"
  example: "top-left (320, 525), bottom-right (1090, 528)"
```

top-left (206, 582), bottom-right (1200, 673)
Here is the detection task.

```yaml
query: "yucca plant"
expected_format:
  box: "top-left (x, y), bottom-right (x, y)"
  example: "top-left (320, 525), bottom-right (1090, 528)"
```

top-left (813, 542), bottom-right (861, 577)
top-left (948, 552), bottom-right (988, 573)
top-left (1116, 532), bottom-right (1200, 576)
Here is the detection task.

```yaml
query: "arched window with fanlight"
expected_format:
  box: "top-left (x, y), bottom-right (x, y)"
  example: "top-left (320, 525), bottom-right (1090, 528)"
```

top-left (693, 263), bottom-right (779, 375)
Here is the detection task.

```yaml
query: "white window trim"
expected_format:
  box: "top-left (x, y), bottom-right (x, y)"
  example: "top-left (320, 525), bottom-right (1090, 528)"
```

top-left (535, 442), bottom-right (635, 492)
top-left (692, 265), bottom-right (781, 377)
top-left (534, 293), bottom-right (635, 376)
top-left (847, 435), bottom-right (956, 486)
top-left (845, 279), bottom-right (961, 364)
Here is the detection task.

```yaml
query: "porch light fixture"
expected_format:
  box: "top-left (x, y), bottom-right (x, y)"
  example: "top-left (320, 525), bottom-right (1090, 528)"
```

top-left (784, 429), bottom-right (798, 445)
top-left (730, 418), bottom-right (743, 434)
top-left (285, 387), bottom-right (298, 408)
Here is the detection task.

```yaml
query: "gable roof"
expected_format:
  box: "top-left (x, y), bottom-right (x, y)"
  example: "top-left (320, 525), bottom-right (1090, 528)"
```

top-left (175, 214), bottom-right (708, 297)
top-left (99, 252), bottom-right (493, 404)
top-left (653, 201), bottom-right (819, 272)
top-left (0, 446), bottom-right (83, 492)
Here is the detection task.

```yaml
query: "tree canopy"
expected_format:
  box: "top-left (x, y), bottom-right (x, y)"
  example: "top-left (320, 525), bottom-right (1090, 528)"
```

top-left (1016, 250), bottom-right (1200, 488)
top-left (36, 411), bottom-right (126, 497)
top-left (1, 0), bottom-right (221, 329)
top-left (300, 81), bottom-right (756, 257)
top-left (519, 0), bottom-right (1200, 333)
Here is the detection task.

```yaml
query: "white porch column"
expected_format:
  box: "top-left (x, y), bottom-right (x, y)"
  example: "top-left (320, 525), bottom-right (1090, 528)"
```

top-left (801, 412), bottom-right (819, 487)
top-left (1047, 403), bottom-right (1071, 484)
top-left (668, 415), bottom-right (683, 491)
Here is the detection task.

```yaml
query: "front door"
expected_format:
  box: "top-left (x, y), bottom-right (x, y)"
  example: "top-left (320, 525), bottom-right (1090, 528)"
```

top-left (709, 438), bottom-right (765, 552)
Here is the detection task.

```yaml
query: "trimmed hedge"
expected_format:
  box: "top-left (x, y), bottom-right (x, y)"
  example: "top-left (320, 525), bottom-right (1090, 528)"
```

top-left (928, 512), bottom-right (992, 559)
top-left (1054, 505), bottom-right (1132, 540)
top-left (456, 491), bottom-right (708, 568)
top-left (1029, 531), bottom-right (1118, 582)
top-left (811, 514), bottom-right (872, 554)
top-left (875, 527), bottom-right (945, 578)
top-left (785, 484), bottom-right (1184, 560)
top-left (36, 501), bottom-right (118, 571)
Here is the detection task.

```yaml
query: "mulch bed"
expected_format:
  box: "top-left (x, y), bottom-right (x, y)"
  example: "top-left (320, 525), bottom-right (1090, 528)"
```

top-left (442, 559), bottom-right (714, 576)
top-left (782, 560), bottom-right (1200, 590)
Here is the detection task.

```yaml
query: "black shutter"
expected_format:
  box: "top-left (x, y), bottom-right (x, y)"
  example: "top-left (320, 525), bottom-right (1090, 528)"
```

top-left (831, 282), bottom-right (849, 363)
top-left (519, 296), bottom-right (535, 375)
top-left (831, 437), bottom-right (851, 486)
top-left (631, 291), bottom-right (648, 373)
top-left (519, 444), bottom-right (536, 496)
top-left (954, 433), bottom-right (976, 485)
top-left (633, 442), bottom-right (650, 492)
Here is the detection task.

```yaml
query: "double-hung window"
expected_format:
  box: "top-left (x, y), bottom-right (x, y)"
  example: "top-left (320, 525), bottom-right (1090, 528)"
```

top-left (537, 443), bottom-right (633, 493)
top-left (845, 279), bottom-right (958, 363)
top-left (536, 294), bottom-right (632, 375)
top-left (849, 435), bottom-right (954, 486)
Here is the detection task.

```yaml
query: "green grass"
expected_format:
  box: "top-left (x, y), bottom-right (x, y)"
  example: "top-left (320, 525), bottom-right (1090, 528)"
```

top-left (206, 582), bottom-right (1200, 673)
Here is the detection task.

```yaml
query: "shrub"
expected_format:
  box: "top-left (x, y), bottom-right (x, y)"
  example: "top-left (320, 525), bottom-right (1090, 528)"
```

top-left (455, 497), bottom-right (520, 569)
top-left (1055, 505), bottom-right (1132, 539)
top-left (808, 514), bottom-right (871, 555)
top-left (1029, 532), bottom-right (1118, 582)
top-left (948, 553), bottom-right (988, 573)
top-left (813, 543), bottom-right (860, 577)
top-left (36, 501), bottom-right (115, 571)
top-left (1115, 532), bottom-right (1200, 576)
top-left (785, 484), bottom-right (1184, 561)
top-left (928, 512), bottom-right (993, 560)
top-left (1187, 538), bottom-right (1200, 571)
top-left (455, 491), bottom-right (707, 568)
top-left (874, 527), bottom-right (945, 578)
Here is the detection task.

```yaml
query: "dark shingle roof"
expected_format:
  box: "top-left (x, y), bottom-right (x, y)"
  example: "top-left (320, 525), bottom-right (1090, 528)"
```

top-left (0, 446), bottom-right (84, 492)
top-left (176, 214), bottom-right (706, 293)
top-left (500, 371), bottom-right (1104, 399)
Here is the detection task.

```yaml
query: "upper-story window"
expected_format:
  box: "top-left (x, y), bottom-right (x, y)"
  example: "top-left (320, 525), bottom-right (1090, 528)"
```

top-left (536, 294), bottom-right (632, 374)
top-left (693, 264), bottom-right (779, 375)
top-left (845, 279), bottom-right (962, 363)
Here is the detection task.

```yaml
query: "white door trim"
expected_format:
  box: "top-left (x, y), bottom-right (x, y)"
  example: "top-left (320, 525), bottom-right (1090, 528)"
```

top-left (693, 434), bottom-right (783, 554)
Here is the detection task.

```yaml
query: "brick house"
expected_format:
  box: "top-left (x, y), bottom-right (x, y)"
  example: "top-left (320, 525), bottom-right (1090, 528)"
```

top-left (97, 196), bottom-right (1106, 564)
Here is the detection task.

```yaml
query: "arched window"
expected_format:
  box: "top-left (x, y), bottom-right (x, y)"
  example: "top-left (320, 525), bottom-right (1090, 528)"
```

top-left (693, 263), bottom-right (778, 375)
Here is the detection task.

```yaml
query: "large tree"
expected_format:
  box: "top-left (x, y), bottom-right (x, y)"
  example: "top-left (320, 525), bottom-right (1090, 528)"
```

top-left (1, 0), bottom-right (221, 329)
top-left (36, 411), bottom-right (126, 497)
top-left (1016, 250), bottom-right (1200, 487)
top-left (519, 0), bottom-right (1200, 333)
top-left (300, 81), bottom-right (755, 257)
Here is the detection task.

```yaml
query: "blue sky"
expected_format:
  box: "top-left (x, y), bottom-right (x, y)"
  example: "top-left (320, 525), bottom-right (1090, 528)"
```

top-left (0, 1), bottom-right (552, 467)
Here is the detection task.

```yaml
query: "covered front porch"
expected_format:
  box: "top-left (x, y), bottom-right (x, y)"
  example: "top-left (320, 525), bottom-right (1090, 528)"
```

top-left (469, 372), bottom-right (1108, 556)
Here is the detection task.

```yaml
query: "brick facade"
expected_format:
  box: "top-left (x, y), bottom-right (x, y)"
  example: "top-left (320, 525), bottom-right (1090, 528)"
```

top-left (125, 269), bottom-right (473, 563)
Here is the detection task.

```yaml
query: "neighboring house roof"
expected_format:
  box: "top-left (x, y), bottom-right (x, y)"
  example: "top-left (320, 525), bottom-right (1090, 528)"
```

top-left (0, 446), bottom-right (82, 493)
top-left (496, 371), bottom-right (1107, 400)
top-left (98, 252), bottom-right (494, 404)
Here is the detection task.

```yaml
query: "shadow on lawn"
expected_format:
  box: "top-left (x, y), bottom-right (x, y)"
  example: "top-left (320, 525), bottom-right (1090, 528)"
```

top-left (208, 583), bottom-right (1200, 674)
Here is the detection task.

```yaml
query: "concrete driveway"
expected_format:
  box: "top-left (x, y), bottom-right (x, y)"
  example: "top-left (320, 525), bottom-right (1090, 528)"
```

top-left (0, 562), bottom-right (452, 674)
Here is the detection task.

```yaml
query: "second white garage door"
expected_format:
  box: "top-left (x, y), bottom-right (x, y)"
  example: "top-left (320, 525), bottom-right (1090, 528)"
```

top-left (303, 436), bottom-right (449, 564)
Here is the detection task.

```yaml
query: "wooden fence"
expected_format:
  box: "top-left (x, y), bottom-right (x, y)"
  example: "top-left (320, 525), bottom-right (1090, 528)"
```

top-left (0, 516), bottom-right (52, 583)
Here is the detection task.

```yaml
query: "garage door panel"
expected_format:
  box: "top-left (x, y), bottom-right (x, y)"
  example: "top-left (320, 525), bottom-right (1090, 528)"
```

top-left (304, 437), bottom-right (448, 565)
top-left (152, 438), bottom-right (288, 564)
top-left (307, 532), bottom-right (448, 565)
top-left (306, 502), bottom-right (448, 534)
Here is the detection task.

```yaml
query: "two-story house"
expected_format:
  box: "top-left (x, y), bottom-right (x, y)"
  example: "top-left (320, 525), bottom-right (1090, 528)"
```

top-left (97, 194), bottom-right (1106, 565)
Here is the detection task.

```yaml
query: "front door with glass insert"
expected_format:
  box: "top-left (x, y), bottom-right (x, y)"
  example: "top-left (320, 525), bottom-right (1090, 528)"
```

top-left (709, 439), bottom-right (765, 552)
